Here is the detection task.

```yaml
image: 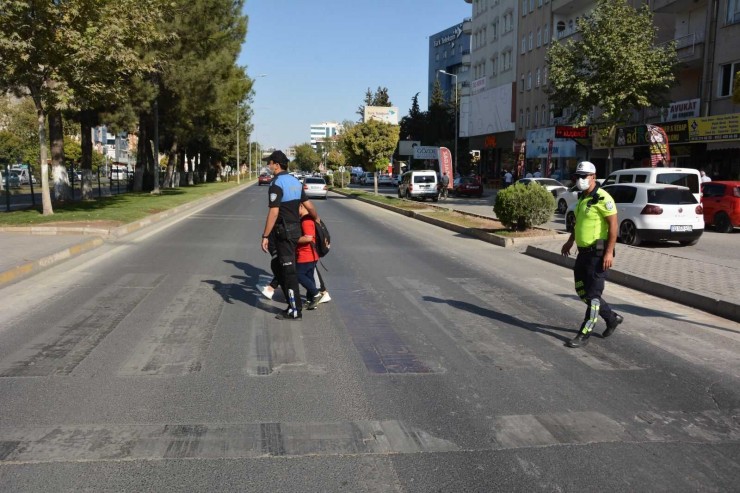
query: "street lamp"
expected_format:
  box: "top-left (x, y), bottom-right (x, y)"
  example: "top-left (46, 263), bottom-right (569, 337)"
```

top-left (247, 74), bottom-right (268, 181)
top-left (438, 70), bottom-right (458, 176)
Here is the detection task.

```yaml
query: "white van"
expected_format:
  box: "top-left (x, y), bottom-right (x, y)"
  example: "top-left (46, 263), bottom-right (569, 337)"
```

top-left (110, 165), bottom-right (129, 181)
top-left (398, 170), bottom-right (439, 201)
top-left (602, 167), bottom-right (702, 202)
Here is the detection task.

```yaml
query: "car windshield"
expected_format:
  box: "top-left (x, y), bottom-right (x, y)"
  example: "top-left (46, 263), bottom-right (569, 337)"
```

top-left (648, 188), bottom-right (697, 204)
top-left (655, 173), bottom-right (699, 194)
top-left (413, 175), bottom-right (435, 184)
top-left (305, 178), bottom-right (324, 184)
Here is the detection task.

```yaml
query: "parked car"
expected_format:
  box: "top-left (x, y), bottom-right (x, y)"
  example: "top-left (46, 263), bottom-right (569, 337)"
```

top-left (110, 165), bottom-right (129, 181)
top-left (517, 177), bottom-right (568, 198)
top-left (565, 183), bottom-right (704, 246)
top-left (397, 170), bottom-right (439, 201)
top-left (602, 167), bottom-right (701, 202)
top-left (359, 171), bottom-right (375, 185)
top-left (1, 170), bottom-right (21, 188)
top-left (10, 167), bottom-right (36, 185)
top-left (701, 181), bottom-right (740, 233)
top-left (453, 176), bottom-right (483, 197)
top-left (377, 174), bottom-right (394, 186)
top-left (303, 177), bottom-right (328, 199)
top-left (555, 179), bottom-right (605, 214)
top-left (257, 173), bottom-right (272, 186)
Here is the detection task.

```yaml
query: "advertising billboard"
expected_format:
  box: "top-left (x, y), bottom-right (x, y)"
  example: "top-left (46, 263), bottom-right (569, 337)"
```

top-left (364, 106), bottom-right (399, 125)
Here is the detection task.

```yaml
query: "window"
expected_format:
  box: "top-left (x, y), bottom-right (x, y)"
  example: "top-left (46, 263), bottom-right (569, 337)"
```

top-left (492, 18), bottom-right (498, 40)
top-left (537, 28), bottom-right (542, 47)
top-left (536, 67), bottom-right (541, 87)
top-left (504, 12), bottom-right (513, 32)
top-left (522, 0), bottom-right (527, 16)
top-left (528, 32), bottom-right (533, 51)
top-left (526, 108), bottom-right (531, 127)
top-left (521, 36), bottom-right (527, 54)
top-left (491, 55), bottom-right (498, 75)
top-left (527, 71), bottom-right (532, 90)
top-left (544, 23), bottom-right (550, 44)
top-left (729, 0), bottom-right (740, 24)
top-left (529, 0), bottom-right (534, 13)
top-left (538, 0), bottom-right (543, 7)
top-left (520, 73), bottom-right (525, 91)
top-left (543, 66), bottom-right (548, 85)
top-left (503, 50), bottom-right (512, 70)
top-left (542, 106), bottom-right (548, 126)
top-left (534, 106), bottom-right (539, 126)
top-left (519, 109), bottom-right (524, 128)
top-left (719, 62), bottom-right (740, 97)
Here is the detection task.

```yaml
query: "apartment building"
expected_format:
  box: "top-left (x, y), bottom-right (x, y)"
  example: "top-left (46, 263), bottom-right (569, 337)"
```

top-left (463, 0), bottom-right (519, 179)
top-left (310, 122), bottom-right (341, 150)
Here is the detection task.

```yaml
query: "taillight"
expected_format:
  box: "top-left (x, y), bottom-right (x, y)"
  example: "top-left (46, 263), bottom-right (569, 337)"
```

top-left (640, 205), bottom-right (663, 215)
top-left (303, 184), bottom-right (308, 190)
top-left (323, 185), bottom-right (327, 190)
top-left (409, 184), bottom-right (413, 191)
top-left (695, 205), bottom-right (703, 214)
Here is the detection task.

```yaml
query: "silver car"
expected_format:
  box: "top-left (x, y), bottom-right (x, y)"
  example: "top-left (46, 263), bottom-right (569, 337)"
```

top-left (303, 177), bottom-right (328, 199)
top-left (517, 177), bottom-right (568, 198)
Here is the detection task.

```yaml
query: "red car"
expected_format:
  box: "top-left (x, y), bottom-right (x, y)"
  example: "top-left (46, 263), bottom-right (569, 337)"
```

top-left (701, 181), bottom-right (740, 233)
top-left (453, 177), bottom-right (483, 197)
top-left (257, 173), bottom-right (272, 186)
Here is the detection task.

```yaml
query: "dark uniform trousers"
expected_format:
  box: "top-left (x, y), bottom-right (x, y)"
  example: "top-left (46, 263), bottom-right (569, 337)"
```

top-left (276, 235), bottom-right (302, 312)
top-left (574, 250), bottom-right (616, 334)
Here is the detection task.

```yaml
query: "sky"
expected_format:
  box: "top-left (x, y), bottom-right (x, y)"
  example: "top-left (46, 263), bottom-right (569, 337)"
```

top-left (239, 0), bottom-right (472, 151)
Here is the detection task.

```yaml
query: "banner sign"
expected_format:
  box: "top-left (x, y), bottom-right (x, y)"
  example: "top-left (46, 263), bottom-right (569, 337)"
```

top-left (413, 146), bottom-right (440, 160)
top-left (398, 140), bottom-right (421, 155)
top-left (364, 106), bottom-right (399, 125)
top-left (438, 147), bottom-right (453, 189)
top-left (646, 124), bottom-right (671, 167)
top-left (666, 98), bottom-right (700, 121)
top-left (687, 114), bottom-right (740, 142)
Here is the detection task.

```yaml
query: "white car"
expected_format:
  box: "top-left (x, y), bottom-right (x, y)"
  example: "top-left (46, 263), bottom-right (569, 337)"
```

top-left (556, 179), bottom-right (605, 214)
top-left (517, 177), bottom-right (568, 198)
top-left (359, 171), bottom-right (375, 185)
top-left (565, 183), bottom-right (704, 246)
top-left (303, 177), bottom-right (328, 199)
top-left (377, 174), bottom-right (394, 186)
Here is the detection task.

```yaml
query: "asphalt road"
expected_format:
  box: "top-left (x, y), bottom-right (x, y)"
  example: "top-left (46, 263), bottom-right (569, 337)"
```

top-left (0, 185), bottom-right (738, 491)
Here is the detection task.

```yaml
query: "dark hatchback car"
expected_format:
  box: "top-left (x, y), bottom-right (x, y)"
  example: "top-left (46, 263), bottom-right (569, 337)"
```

top-left (453, 177), bottom-right (483, 197)
top-left (257, 173), bottom-right (272, 186)
top-left (701, 181), bottom-right (740, 233)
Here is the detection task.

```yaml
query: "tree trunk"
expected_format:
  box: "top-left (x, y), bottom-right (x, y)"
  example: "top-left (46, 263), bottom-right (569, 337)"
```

top-left (135, 112), bottom-right (147, 192)
top-left (32, 95), bottom-right (53, 215)
top-left (188, 154), bottom-right (195, 185)
top-left (163, 136), bottom-right (178, 188)
top-left (80, 111), bottom-right (95, 200)
top-left (48, 109), bottom-right (70, 202)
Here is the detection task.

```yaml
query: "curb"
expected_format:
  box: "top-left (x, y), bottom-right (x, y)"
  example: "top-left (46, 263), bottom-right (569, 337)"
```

top-left (337, 190), bottom-right (561, 248)
top-left (0, 182), bottom-right (251, 287)
top-left (524, 245), bottom-right (740, 323)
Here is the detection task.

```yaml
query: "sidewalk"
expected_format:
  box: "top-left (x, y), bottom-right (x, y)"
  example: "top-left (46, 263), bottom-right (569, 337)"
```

top-left (1, 186), bottom-right (739, 323)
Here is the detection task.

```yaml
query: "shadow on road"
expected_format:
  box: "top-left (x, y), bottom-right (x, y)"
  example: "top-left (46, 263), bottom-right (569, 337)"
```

top-left (204, 259), bottom-right (271, 308)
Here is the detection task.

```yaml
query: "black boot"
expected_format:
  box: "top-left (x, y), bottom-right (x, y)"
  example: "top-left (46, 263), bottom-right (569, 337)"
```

top-left (603, 314), bottom-right (623, 338)
top-left (566, 331), bottom-right (591, 348)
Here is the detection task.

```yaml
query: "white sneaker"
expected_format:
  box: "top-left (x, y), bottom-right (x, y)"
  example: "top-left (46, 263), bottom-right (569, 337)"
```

top-left (260, 285), bottom-right (275, 300)
top-left (318, 291), bottom-right (331, 303)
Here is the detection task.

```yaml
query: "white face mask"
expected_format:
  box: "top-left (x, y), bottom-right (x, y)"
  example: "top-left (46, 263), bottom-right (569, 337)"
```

top-left (576, 177), bottom-right (591, 190)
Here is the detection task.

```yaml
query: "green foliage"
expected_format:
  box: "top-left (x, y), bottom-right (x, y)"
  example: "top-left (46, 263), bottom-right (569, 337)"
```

top-left (340, 120), bottom-right (400, 171)
top-left (546, 0), bottom-right (677, 126)
top-left (493, 183), bottom-right (554, 231)
top-left (357, 87), bottom-right (393, 120)
top-left (733, 72), bottom-right (740, 105)
top-left (293, 143), bottom-right (320, 172)
top-left (326, 149), bottom-right (346, 170)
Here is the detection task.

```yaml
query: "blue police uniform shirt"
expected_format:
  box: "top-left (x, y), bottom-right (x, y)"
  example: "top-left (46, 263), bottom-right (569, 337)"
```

top-left (268, 171), bottom-right (307, 224)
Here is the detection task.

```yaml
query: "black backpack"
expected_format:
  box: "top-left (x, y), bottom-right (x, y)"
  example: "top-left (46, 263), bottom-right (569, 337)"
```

top-left (313, 219), bottom-right (331, 257)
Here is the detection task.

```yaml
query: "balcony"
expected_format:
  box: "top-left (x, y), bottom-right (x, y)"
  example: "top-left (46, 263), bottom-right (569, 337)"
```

top-left (663, 32), bottom-right (705, 68)
top-left (462, 51), bottom-right (471, 65)
top-left (652, 0), bottom-right (707, 14)
top-left (463, 18), bottom-right (472, 34)
top-left (551, 0), bottom-right (593, 15)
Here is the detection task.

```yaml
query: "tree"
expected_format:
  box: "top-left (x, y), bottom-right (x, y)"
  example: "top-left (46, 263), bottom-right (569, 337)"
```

top-left (546, 0), bottom-right (677, 170)
top-left (293, 143), bottom-right (320, 172)
top-left (356, 86), bottom-right (393, 121)
top-left (340, 119), bottom-right (399, 193)
top-left (733, 72), bottom-right (740, 105)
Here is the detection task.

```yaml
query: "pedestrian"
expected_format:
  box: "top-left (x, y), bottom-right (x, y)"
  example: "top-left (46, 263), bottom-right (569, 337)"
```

top-left (504, 169), bottom-right (513, 188)
top-left (259, 230), bottom-right (281, 300)
top-left (700, 170), bottom-right (711, 183)
top-left (440, 172), bottom-right (450, 199)
top-left (295, 203), bottom-right (329, 309)
top-left (560, 161), bottom-right (624, 348)
top-left (261, 150), bottom-right (321, 321)
top-left (533, 167), bottom-right (542, 178)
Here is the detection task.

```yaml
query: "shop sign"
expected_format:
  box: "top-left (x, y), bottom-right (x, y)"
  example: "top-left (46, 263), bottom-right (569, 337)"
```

top-left (659, 120), bottom-right (689, 143)
top-left (591, 125), bottom-right (616, 149)
top-left (472, 77), bottom-right (486, 95)
top-left (484, 135), bottom-right (497, 148)
top-left (555, 126), bottom-right (588, 139)
top-left (666, 98), bottom-right (700, 121)
top-left (413, 146), bottom-right (439, 160)
top-left (688, 114), bottom-right (740, 142)
top-left (433, 24), bottom-right (463, 47)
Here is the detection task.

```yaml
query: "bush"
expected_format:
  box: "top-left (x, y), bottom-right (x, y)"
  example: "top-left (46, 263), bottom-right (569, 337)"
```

top-left (493, 182), bottom-right (555, 230)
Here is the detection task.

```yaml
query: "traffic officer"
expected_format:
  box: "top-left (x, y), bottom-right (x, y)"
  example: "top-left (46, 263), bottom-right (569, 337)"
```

top-left (261, 150), bottom-right (320, 321)
top-left (561, 161), bottom-right (624, 348)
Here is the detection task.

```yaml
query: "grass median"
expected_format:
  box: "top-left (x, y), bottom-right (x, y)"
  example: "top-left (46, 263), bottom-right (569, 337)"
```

top-left (0, 181), bottom-right (243, 227)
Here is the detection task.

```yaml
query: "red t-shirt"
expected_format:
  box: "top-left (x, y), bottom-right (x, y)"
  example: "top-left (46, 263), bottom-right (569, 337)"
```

top-left (296, 216), bottom-right (318, 264)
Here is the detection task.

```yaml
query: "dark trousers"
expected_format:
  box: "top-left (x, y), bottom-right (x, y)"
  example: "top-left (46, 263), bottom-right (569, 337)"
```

top-left (574, 251), bottom-right (615, 333)
top-left (296, 262), bottom-right (319, 300)
top-left (276, 237), bottom-right (302, 312)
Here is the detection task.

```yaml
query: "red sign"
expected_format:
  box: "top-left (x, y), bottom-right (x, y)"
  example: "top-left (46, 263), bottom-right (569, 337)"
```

top-left (438, 147), bottom-right (453, 189)
top-left (484, 135), bottom-right (497, 148)
top-left (555, 126), bottom-right (589, 139)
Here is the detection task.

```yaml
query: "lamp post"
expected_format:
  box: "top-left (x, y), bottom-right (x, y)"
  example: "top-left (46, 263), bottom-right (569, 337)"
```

top-left (438, 70), bottom-right (458, 176)
top-left (247, 74), bottom-right (268, 181)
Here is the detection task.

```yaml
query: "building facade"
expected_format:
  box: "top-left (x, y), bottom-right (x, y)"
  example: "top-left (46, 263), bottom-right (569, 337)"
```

top-left (310, 121), bottom-right (341, 150)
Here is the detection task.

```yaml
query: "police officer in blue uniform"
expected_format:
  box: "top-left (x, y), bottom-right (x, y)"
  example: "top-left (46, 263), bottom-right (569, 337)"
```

top-left (561, 161), bottom-right (624, 348)
top-left (261, 151), bottom-right (320, 320)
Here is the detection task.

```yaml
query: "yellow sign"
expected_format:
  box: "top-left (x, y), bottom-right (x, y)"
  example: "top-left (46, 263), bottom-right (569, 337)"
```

top-left (591, 125), bottom-right (616, 150)
top-left (687, 114), bottom-right (740, 142)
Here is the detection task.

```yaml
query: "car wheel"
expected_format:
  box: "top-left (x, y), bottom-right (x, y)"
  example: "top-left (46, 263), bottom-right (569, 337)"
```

top-left (557, 199), bottom-right (568, 215)
top-left (405, 190), bottom-right (412, 200)
top-left (679, 238), bottom-right (699, 246)
top-left (714, 212), bottom-right (733, 233)
top-left (397, 189), bottom-right (402, 198)
top-left (620, 220), bottom-right (641, 246)
top-left (565, 211), bottom-right (576, 233)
